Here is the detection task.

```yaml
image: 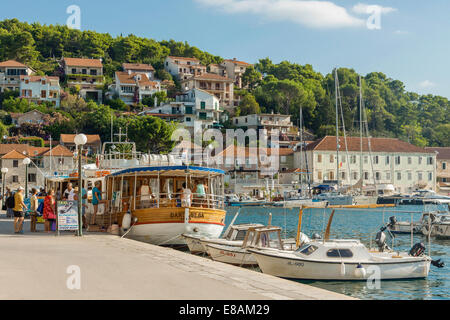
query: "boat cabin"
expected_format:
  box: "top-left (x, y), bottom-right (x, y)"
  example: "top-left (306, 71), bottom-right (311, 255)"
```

top-left (243, 226), bottom-right (284, 250)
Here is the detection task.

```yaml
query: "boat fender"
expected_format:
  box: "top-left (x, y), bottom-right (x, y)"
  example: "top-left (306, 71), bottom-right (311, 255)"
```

top-left (340, 262), bottom-right (346, 276)
top-left (409, 243), bottom-right (425, 257)
top-left (312, 233), bottom-right (322, 240)
top-left (354, 263), bottom-right (366, 278)
top-left (431, 259), bottom-right (444, 268)
top-left (122, 210), bottom-right (132, 230)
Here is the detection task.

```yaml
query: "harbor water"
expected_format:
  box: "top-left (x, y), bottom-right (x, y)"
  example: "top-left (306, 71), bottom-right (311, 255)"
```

top-left (225, 204), bottom-right (450, 300)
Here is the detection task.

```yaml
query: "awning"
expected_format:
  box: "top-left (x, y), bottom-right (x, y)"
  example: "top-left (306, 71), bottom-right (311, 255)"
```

top-left (109, 166), bottom-right (225, 178)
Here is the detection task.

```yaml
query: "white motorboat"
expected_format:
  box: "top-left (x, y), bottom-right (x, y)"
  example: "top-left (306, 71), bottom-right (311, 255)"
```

top-left (421, 214), bottom-right (450, 239)
top-left (248, 239), bottom-right (433, 280)
top-left (183, 223), bottom-right (264, 254)
top-left (387, 212), bottom-right (449, 235)
top-left (205, 225), bottom-right (309, 267)
top-left (248, 207), bottom-right (444, 280)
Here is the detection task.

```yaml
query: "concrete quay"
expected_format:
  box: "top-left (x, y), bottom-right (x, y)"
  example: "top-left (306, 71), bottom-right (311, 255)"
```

top-left (0, 217), bottom-right (355, 300)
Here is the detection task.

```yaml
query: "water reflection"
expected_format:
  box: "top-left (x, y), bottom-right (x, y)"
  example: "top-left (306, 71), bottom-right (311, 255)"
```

top-left (225, 205), bottom-right (450, 300)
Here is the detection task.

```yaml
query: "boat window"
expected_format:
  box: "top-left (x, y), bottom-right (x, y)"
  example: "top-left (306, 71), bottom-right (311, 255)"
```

top-left (235, 230), bottom-right (247, 241)
top-left (297, 244), bottom-right (318, 256)
top-left (326, 249), bottom-right (353, 258)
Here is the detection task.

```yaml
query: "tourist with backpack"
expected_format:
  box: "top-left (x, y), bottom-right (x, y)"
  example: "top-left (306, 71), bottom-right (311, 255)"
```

top-left (5, 188), bottom-right (15, 219)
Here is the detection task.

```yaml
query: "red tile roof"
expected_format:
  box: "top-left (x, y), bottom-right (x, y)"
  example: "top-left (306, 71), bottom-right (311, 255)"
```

top-left (306, 136), bottom-right (435, 154)
top-left (168, 56), bottom-right (200, 62)
top-left (0, 60), bottom-right (28, 68)
top-left (42, 145), bottom-right (74, 157)
top-left (224, 59), bottom-right (252, 66)
top-left (63, 57), bottom-right (103, 68)
top-left (425, 147), bottom-right (450, 160)
top-left (1, 150), bottom-right (27, 160)
top-left (115, 72), bottom-right (159, 88)
top-left (122, 63), bottom-right (155, 72)
top-left (20, 75), bottom-right (60, 82)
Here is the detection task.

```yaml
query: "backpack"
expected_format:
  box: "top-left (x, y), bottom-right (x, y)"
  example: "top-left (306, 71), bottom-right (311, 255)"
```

top-left (37, 201), bottom-right (44, 216)
top-left (6, 193), bottom-right (15, 209)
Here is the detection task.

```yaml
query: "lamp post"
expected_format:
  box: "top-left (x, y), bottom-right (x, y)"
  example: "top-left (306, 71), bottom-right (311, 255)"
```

top-left (1, 167), bottom-right (8, 209)
top-left (74, 134), bottom-right (87, 237)
top-left (23, 158), bottom-right (31, 199)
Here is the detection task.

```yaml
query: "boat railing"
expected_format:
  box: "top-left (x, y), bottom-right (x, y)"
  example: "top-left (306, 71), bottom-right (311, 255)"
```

top-left (115, 193), bottom-right (225, 211)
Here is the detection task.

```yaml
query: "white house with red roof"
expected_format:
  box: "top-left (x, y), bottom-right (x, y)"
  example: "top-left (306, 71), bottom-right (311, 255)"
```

top-left (112, 71), bottom-right (163, 105)
top-left (61, 57), bottom-right (104, 103)
top-left (0, 60), bottom-right (35, 93)
top-left (164, 56), bottom-right (207, 80)
top-left (19, 75), bottom-right (61, 107)
top-left (220, 58), bottom-right (252, 89)
top-left (296, 136), bottom-right (437, 193)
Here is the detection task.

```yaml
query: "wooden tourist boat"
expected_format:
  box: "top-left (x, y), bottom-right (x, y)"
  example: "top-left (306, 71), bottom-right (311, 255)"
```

top-left (105, 166), bottom-right (227, 246)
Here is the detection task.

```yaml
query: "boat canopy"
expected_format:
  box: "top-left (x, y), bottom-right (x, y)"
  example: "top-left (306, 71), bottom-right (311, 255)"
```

top-left (109, 166), bottom-right (225, 178)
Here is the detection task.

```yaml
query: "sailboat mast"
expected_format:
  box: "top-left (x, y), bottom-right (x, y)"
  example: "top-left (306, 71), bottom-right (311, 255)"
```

top-left (300, 105), bottom-right (303, 196)
top-left (335, 69), bottom-right (340, 186)
top-left (359, 76), bottom-right (363, 193)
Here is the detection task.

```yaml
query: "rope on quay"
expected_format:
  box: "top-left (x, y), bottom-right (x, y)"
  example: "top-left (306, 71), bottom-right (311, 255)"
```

top-left (157, 234), bottom-right (182, 246)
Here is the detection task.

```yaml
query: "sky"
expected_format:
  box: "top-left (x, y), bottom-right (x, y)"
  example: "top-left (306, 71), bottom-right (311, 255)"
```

top-left (1, 0), bottom-right (449, 98)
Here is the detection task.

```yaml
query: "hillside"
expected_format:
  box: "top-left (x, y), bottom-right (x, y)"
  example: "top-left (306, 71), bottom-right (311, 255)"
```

top-left (0, 18), bottom-right (448, 148)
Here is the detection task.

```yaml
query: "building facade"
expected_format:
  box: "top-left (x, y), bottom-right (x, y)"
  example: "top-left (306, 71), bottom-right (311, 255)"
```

top-left (164, 56), bottom-right (207, 80)
top-left (61, 57), bottom-right (104, 103)
top-left (112, 71), bottom-right (162, 105)
top-left (19, 75), bottom-right (61, 107)
top-left (142, 88), bottom-right (223, 134)
top-left (0, 60), bottom-right (34, 93)
top-left (426, 147), bottom-right (450, 195)
top-left (296, 136), bottom-right (437, 193)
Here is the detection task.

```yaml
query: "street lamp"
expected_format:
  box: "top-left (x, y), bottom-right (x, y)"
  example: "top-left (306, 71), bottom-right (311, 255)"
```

top-left (1, 167), bottom-right (8, 209)
top-left (23, 158), bottom-right (31, 199)
top-left (74, 134), bottom-right (87, 237)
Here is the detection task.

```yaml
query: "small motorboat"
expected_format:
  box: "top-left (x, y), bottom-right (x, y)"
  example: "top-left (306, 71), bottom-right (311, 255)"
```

top-left (421, 213), bottom-right (450, 239)
top-left (205, 225), bottom-right (309, 267)
top-left (248, 209), bottom-right (444, 280)
top-left (387, 212), bottom-right (448, 235)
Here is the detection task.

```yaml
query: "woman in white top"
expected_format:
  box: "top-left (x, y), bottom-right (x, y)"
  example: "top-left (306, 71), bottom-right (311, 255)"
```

top-left (139, 179), bottom-right (152, 208)
top-left (181, 183), bottom-right (192, 208)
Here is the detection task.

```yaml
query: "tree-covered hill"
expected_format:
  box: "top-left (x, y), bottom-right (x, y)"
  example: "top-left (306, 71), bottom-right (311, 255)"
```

top-left (0, 18), bottom-right (448, 147)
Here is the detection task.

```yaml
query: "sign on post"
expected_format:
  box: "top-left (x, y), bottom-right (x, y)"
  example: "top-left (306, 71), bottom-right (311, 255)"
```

top-left (57, 200), bottom-right (79, 232)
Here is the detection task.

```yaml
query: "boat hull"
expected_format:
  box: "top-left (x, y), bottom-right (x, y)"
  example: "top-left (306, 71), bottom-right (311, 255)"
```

top-left (249, 250), bottom-right (431, 280)
top-left (119, 207), bottom-right (226, 246)
top-left (206, 244), bottom-right (258, 267)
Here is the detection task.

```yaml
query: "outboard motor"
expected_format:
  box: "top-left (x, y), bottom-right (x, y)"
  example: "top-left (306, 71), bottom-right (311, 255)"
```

top-left (311, 233), bottom-right (322, 240)
top-left (375, 231), bottom-right (389, 252)
top-left (409, 243), bottom-right (425, 257)
top-left (389, 216), bottom-right (397, 227)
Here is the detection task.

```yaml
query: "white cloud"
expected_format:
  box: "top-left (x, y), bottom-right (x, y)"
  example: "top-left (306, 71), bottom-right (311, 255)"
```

top-left (419, 80), bottom-right (436, 89)
top-left (195, 0), bottom-right (368, 29)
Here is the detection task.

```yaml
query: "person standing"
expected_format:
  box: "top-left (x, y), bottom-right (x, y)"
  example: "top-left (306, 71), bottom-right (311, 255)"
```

top-left (90, 181), bottom-right (108, 228)
top-left (29, 188), bottom-right (39, 232)
top-left (43, 189), bottom-right (56, 233)
top-left (63, 183), bottom-right (76, 201)
top-left (13, 187), bottom-right (27, 234)
top-left (181, 183), bottom-right (192, 208)
top-left (74, 186), bottom-right (88, 229)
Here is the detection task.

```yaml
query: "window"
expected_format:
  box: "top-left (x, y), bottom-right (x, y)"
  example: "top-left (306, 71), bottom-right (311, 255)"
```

top-left (235, 119), bottom-right (238, 124)
top-left (364, 156), bottom-right (368, 164)
top-left (408, 157), bottom-right (412, 165)
top-left (28, 174), bottom-right (37, 183)
top-left (353, 172), bottom-right (358, 180)
top-left (326, 249), bottom-right (353, 258)
top-left (330, 155), bottom-right (334, 163)
top-left (13, 176), bottom-right (19, 183)
top-left (350, 155), bottom-right (356, 164)
top-left (386, 156), bottom-right (390, 165)
top-left (418, 157), bottom-right (422, 165)
top-left (318, 171), bottom-right (323, 180)
top-left (386, 172), bottom-right (391, 180)
top-left (329, 171), bottom-right (335, 180)
top-left (13, 160), bottom-right (18, 168)
top-left (317, 154), bottom-right (322, 163)
top-left (364, 172), bottom-right (369, 180)
top-left (444, 163), bottom-right (447, 170)
top-left (82, 69), bottom-right (87, 74)
top-left (41, 90), bottom-right (46, 98)
top-left (71, 68), bottom-right (76, 74)
top-left (374, 156), bottom-right (379, 164)
top-left (341, 172), bottom-right (346, 180)
top-left (185, 117), bottom-right (191, 122)
top-left (408, 172), bottom-right (412, 180)
top-left (397, 172), bottom-right (402, 181)
top-left (418, 172), bottom-right (423, 181)
top-left (375, 172), bottom-right (381, 181)
top-left (427, 157), bottom-right (434, 165)
top-left (429, 172), bottom-right (433, 181)
top-left (297, 244), bottom-right (318, 256)
top-left (200, 101), bottom-right (206, 109)
top-left (395, 156), bottom-right (401, 165)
